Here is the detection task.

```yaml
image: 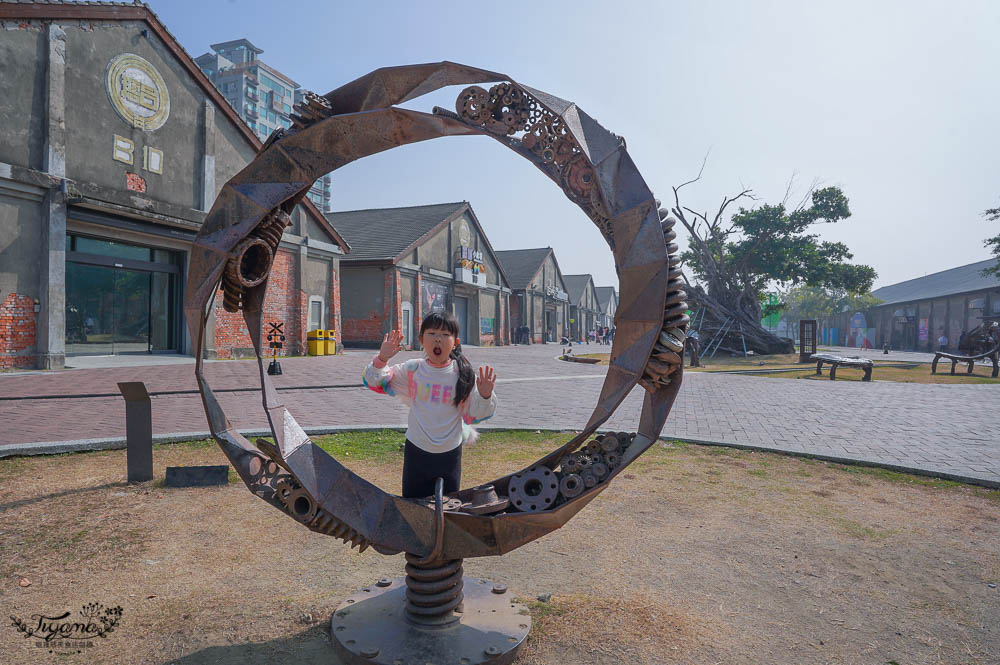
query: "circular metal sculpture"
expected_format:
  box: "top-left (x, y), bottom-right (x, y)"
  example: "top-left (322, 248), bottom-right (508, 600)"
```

top-left (185, 62), bottom-right (688, 665)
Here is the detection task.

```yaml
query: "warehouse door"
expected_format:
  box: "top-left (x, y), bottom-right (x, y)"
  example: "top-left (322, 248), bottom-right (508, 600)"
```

top-left (65, 234), bottom-right (181, 355)
top-left (453, 296), bottom-right (469, 344)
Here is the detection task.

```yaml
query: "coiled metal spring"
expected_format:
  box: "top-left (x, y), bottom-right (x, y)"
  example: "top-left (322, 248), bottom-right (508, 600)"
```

top-left (403, 554), bottom-right (464, 626)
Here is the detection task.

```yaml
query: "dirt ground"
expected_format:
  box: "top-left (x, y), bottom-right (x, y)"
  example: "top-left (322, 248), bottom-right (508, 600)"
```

top-left (1, 432), bottom-right (998, 665)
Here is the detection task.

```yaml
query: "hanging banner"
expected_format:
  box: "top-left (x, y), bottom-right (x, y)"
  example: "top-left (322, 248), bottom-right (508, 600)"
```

top-left (421, 282), bottom-right (448, 313)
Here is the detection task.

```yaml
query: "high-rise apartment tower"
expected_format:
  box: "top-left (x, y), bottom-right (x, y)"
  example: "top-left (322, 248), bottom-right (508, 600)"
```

top-left (195, 38), bottom-right (332, 211)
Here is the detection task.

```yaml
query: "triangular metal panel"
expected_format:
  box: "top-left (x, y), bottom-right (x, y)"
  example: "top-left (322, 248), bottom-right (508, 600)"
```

top-left (518, 83), bottom-right (574, 116)
top-left (573, 107), bottom-right (623, 166)
top-left (610, 204), bottom-right (654, 265)
top-left (196, 186), bottom-right (269, 249)
top-left (617, 266), bottom-right (669, 324)
top-left (197, 378), bottom-right (230, 436)
top-left (637, 373), bottom-right (682, 441)
top-left (618, 206), bottom-right (665, 270)
top-left (559, 105), bottom-right (590, 159)
top-left (230, 182), bottom-right (309, 211)
top-left (366, 497), bottom-right (422, 554)
top-left (596, 148), bottom-right (651, 218)
top-left (397, 62), bottom-right (506, 105)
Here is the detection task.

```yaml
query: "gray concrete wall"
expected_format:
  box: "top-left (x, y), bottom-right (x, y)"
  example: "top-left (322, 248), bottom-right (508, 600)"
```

top-left (470, 224), bottom-right (501, 286)
top-left (61, 21), bottom-right (202, 208)
top-left (341, 265), bottom-right (385, 319)
top-left (0, 22), bottom-right (48, 170)
top-left (304, 255), bottom-right (331, 303)
top-left (420, 225), bottom-right (450, 272)
top-left (400, 272), bottom-right (415, 305)
top-left (0, 24), bottom-right (47, 171)
top-left (478, 290), bottom-right (496, 337)
top-left (0, 193), bottom-right (44, 299)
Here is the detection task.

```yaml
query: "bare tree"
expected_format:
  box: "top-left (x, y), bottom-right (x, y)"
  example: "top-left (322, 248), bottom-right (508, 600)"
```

top-left (668, 162), bottom-right (875, 356)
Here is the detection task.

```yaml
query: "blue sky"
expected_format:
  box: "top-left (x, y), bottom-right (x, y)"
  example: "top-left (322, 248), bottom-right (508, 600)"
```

top-left (151, 0), bottom-right (1000, 291)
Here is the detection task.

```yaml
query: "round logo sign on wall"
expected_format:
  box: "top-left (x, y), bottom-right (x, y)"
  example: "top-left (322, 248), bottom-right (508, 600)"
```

top-left (105, 54), bottom-right (170, 131)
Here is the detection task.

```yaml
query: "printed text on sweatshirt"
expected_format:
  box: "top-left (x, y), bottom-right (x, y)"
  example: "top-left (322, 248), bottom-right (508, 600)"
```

top-left (363, 357), bottom-right (497, 453)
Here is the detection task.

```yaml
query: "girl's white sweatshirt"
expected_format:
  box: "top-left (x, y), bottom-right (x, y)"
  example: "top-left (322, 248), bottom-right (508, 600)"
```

top-left (363, 357), bottom-right (497, 453)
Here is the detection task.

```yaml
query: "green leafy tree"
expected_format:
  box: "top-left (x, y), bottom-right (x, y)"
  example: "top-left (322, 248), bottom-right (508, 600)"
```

top-left (984, 203), bottom-right (1000, 278)
top-left (780, 285), bottom-right (881, 326)
top-left (672, 167), bottom-right (876, 354)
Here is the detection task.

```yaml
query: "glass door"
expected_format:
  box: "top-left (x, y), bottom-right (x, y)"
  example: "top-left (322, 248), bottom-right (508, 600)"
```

top-left (113, 268), bottom-right (152, 353)
top-left (65, 234), bottom-right (180, 355)
top-left (65, 263), bottom-right (117, 355)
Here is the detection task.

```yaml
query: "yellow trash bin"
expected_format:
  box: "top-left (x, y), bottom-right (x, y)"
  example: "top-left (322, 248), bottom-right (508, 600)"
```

top-left (324, 331), bottom-right (337, 356)
top-left (307, 329), bottom-right (326, 356)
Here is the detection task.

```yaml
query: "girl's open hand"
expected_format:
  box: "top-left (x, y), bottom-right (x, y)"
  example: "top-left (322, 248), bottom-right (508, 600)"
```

top-left (477, 365), bottom-right (497, 398)
top-left (378, 330), bottom-right (404, 363)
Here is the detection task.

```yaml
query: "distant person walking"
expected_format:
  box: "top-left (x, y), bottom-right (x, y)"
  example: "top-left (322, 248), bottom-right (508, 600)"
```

top-left (686, 329), bottom-right (701, 368)
top-left (937, 333), bottom-right (948, 352)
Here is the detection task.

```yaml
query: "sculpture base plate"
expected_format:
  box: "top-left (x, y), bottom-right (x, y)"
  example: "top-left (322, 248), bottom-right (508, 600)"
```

top-left (331, 577), bottom-right (530, 665)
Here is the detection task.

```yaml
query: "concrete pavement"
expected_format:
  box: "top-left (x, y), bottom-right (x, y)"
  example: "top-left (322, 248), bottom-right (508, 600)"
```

top-left (1, 343), bottom-right (998, 487)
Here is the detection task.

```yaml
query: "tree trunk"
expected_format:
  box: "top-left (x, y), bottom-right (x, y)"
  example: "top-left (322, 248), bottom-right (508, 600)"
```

top-left (686, 286), bottom-right (793, 356)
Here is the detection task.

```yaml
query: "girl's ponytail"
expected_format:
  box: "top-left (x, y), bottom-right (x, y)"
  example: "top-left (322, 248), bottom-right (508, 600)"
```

top-left (450, 342), bottom-right (475, 406)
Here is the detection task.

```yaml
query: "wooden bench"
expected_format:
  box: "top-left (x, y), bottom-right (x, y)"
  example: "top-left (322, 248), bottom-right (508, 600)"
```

top-left (931, 344), bottom-right (1000, 379)
top-left (811, 353), bottom-right (874, 382)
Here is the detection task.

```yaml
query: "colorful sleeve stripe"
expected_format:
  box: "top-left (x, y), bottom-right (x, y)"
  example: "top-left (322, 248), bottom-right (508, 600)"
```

top-left (363, 367), bottom-right (395, 396)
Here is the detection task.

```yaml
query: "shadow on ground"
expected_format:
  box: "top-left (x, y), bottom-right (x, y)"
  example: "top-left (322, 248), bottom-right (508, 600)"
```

top-left (162, 625), bottom-right (343, 665)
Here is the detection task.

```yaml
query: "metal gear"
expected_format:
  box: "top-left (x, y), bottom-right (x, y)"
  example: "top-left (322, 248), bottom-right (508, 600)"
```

top-left (559, 474), bottom-right (583, 499)
top-left (507, 466), bottom-right (560, 513)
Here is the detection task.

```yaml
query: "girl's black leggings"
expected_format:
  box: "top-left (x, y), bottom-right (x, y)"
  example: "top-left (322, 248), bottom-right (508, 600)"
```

top-left (401, 439), bottom-right (462, 498)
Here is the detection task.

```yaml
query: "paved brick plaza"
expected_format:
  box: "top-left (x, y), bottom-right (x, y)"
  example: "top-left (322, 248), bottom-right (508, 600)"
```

top-left (1, 344), bottom-right (997, 487)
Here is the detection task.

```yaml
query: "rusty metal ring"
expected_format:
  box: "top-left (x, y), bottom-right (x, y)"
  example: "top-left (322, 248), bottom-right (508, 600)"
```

top-left (187, 63), bottom-right (688, 560)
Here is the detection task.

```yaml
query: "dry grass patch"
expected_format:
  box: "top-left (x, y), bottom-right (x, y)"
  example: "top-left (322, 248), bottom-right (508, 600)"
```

top-left (1, 433), bottom-right (997, 665)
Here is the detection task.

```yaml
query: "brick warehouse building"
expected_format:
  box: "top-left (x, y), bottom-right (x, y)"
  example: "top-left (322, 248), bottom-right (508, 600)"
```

top-left (328, 203), bottom-right (512, 349)
top-left (0, 2), bottom-right (348, 368)
top-left (495, 247), bottom-right (570, 344)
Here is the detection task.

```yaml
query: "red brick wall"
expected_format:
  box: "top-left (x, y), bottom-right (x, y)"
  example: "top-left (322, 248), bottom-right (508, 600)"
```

top-left (414, 272), bottom-right (423, 349)
top-left (214, 250), bottom-right (302, 358)
top-left (499, 294), bottom-right (508, 345)
top-left (328, 263), bottom-right (341, 352)
top-left (0, 293), bottom-right (36, 369)
top-left (342, 310), bottom-right (382, 343)
top-left (509, 294), bottom-right (522, 330)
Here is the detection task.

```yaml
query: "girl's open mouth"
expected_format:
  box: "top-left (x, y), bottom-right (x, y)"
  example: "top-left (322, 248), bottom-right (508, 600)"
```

top-left (432, 346), bottom-right (442, 356)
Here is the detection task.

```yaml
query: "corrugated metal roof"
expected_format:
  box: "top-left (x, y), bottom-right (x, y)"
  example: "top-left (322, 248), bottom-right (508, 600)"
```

top-left (872, 259), bottom-right (1000, 305)
top-left (494, 248), bottom-right (551, 290)
top-left (325, 202), bottom-right (467, 262)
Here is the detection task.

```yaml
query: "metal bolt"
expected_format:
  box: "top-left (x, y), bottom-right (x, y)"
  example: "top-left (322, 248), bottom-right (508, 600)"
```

top-left (491, 583), bottom-right (507, 594)
top-left (376, 578), bottom-right (392, 587)
top-left (360, 646), bottom-right (380, 658)
top-left (485, 646), bottom-right (501, 656)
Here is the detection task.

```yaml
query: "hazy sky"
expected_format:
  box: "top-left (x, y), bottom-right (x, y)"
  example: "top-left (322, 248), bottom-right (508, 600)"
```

top-left (151, 0), bottom-right (1000, 291)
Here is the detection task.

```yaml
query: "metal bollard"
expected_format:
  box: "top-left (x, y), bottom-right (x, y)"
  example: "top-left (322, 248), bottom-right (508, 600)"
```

top-left (117, 381), bottom-right (153, 483)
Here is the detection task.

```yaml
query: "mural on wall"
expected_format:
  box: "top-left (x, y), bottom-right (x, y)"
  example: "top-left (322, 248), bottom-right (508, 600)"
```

top-left (919, 318), bottom-right (929, 342)
top-left (480, 317), bottom-right (494, 335)
top-left (845, 312), bottom-right (877, 348)
top-left (421, 281), bottom-right (448, 314)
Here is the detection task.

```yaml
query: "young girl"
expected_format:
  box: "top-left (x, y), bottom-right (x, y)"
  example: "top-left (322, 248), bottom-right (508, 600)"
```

top-left (363, 311), bottom-right (497, 498)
